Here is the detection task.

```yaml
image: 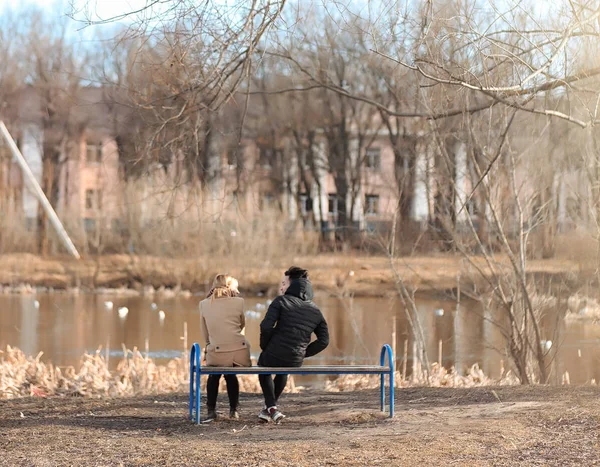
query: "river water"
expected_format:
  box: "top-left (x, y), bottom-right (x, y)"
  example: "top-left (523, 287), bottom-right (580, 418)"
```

top-left (1, 292), bottom-right (598, 384)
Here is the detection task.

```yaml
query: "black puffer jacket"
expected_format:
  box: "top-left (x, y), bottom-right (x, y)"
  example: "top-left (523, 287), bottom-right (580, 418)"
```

top-left (259, 278), bottom-right (329, 365)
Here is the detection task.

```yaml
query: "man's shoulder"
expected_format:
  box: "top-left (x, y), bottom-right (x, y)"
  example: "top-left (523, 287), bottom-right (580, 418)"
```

top-left (269, 295), bottom-right (287, 307)
top-left (289, 296), bottom-right (322, 312)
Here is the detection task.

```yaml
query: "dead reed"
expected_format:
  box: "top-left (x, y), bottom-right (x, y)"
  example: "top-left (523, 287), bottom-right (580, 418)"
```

top-left (0, 345), bottom-right (528, 400)
top-left (0, 345), bottom-right (264, 399)
top-left (324, 362), bottom-right (521, 392)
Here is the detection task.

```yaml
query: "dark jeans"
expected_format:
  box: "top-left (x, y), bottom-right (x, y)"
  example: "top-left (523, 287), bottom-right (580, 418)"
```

top-left (206, 374), bottom-right (239, 409)
top-left (258, 353), bottom-right (301, 408)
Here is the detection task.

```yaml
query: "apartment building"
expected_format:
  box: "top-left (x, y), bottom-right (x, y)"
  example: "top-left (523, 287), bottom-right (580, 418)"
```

top-left (3, 85), bottom-right (588, 243)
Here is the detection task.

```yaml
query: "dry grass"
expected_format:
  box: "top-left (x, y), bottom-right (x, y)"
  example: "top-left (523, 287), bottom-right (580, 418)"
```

top-left (326, 362), bottom-right (520, 392)
top-left (0, 345), bottom-right (265, 399)
top-left (0, 184), bottom-right (320, 259)
top-left (565, 293), bottom-right (600, 322)
top-left (1, 346), bottom-right (524, 401)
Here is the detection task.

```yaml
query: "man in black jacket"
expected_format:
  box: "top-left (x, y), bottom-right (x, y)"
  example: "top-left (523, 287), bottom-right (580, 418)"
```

top-left (257, 266), bottom-right (329, 423)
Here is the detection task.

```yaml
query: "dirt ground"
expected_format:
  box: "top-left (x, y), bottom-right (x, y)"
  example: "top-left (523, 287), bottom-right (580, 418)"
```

top-left (0, 253), bottom-right (588, 297)
top-left (1, 386), bottom-right (599, 466)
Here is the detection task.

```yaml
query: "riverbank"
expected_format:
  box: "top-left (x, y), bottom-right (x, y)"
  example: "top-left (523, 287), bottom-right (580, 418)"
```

top-left (2, 386), bottom-right (599, 466)
top-left (0, 253), bottom-right (589, 297)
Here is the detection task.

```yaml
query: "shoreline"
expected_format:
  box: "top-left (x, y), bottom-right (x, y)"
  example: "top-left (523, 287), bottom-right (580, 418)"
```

top-left (0, 252), bottom-right (589, 298)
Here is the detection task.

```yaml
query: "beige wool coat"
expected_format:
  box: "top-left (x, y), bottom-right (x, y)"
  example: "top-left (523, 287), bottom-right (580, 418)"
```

top-left (200, 296), bottom-right (251, 367)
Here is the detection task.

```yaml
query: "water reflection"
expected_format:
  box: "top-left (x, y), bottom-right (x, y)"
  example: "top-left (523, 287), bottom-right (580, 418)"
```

top-left (0, 292), bottom-right (598, 384)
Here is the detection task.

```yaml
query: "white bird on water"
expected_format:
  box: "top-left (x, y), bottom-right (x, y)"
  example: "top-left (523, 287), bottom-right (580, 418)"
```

top-left (541, 339), bottom-right (552, 351)
top-left (434, 308), bottom-right (444, 317)
top-left (151, 303), bottom-right (158, 311)
top-left (33, 300), bottom-right (40, 310)
top-left (118, 307), bottom-right (129, 318)
top-left (104, 301), bottom-right (114, 310)
top-left (158, 310), bottom-right (166, 322)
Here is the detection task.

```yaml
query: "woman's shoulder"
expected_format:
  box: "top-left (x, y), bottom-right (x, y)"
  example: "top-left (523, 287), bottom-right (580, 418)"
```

top-left (202, 296), bottom-right (244, 306)
top-left (228, 296), bottom-right (245, 306)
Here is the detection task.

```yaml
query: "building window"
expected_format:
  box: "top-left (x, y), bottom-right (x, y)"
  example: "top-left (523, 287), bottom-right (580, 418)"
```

top-left (566, 197), bottom-right (581, 221)
top-left (299, 193), bottom-right (312, 216)
top-left (328, 194), bottom-right (341, 225)
top-left (466, 198), bottom-right (478, 216)
top-left (0, 138), bottom-right (10, 161)
top-left (25, 217), bottom-right (36, 231)
top-left (260, 192), bottom-right (274, 210)
top-left (365, 147), bottom-right (381, 171)
top-left (86, 142), bottom-right (102, 164)
top-left (111, 219), bottom-right (123, 233)
top-left (226, 147), bottom-right (238, 168)
top-left (85, 189), bottom-right (99, 210)
top-left (258, 147), bottom-right (272, 169)
top-left (328, 194), bottom-right (339, 215)
top-left (365, 194), bottom-right (380, 216)
top-left (83, 218), bottom-right (97, 232)
top-left (299, 151), bottom-right (309, 169)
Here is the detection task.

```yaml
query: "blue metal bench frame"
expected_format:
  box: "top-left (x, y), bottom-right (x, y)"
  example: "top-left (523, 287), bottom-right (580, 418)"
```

top-left (189, 343), bottom-right (395, 424)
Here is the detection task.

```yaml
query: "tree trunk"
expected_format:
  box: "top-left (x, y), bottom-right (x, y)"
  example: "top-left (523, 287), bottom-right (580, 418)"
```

top-left (395, 147), bottom-right (416, 226)
top-left (37, 157), bottom-right (52, 255)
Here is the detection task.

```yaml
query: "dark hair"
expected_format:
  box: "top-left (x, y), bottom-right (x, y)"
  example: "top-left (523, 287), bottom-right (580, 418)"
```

top-left (285, 266), bottom-right (308, 280)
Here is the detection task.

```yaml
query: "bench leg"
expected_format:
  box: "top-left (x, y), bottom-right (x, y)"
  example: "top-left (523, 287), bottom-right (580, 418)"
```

top-left (195, 369), bottom-right (202, 424)
top-left (189, 367), bottom-right (194, 421)
top-left (380, 344), bottom-right (395, 417)
top-left (380, 373), bottom-right (385, 412)
top-left (189, 345), bottom-right (197, 422)
top-left (389, 369), bottom-right (394, 418)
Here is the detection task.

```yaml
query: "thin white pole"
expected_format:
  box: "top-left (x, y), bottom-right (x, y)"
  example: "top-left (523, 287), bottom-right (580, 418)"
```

top-left (0, 121), bottom-right (81, 259)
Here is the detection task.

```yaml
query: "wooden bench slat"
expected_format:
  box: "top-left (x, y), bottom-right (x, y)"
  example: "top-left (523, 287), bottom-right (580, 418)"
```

top-left (195, 365), bottom-right (390, 374)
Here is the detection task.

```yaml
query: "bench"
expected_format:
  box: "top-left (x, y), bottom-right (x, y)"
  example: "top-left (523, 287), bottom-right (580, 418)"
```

top-left (189, 343), bottom-right (395, 424)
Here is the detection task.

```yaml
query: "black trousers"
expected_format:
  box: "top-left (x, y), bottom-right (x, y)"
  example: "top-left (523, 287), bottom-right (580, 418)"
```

top-left (206, 374), bottom-right (239, 409)
top-left (258, 353), bottom-right (301, 408)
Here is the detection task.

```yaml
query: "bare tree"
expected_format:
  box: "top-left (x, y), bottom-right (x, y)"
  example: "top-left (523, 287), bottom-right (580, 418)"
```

top-left (12, 9), bottom-right (90, 254)
top-left (0, 9), bottom-right (24, 226)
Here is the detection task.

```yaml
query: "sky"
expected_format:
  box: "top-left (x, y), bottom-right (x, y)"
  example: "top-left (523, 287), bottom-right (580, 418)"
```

top-left (0, 0), bottom-right (560, 29)
top-left (0, 0), bottom-right (151, 20)
top-left (0, 0), bottom-right (569, 51)
top-left (0, 0), bottom-right (179, 48)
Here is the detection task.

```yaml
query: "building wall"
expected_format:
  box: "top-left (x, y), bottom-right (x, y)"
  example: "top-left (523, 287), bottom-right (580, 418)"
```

top-left (8, 90), bottom-right (592, 240)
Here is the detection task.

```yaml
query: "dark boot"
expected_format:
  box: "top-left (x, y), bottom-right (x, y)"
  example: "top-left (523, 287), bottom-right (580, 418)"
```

top-left (229, 407), bottom-right (240, 419)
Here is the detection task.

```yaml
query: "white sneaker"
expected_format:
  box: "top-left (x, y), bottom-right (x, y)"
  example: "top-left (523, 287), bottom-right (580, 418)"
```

top-left (268, 406), bottom-right (285, 424)
top-left (258, 407), bottom-right (271, 422)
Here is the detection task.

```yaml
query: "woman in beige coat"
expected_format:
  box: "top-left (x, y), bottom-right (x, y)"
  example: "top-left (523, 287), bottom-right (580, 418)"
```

top-left (200, 274), bottom-right (251, 420)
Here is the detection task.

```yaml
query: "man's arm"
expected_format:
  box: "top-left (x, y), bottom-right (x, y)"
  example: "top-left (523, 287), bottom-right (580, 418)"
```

top-left (260, 298), bottom-right (282, 350)
top-left (305, 318), bottom-right (329, 358)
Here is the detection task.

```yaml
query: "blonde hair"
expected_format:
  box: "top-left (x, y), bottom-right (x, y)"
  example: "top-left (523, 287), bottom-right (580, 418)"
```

top-left (210, 274), bottom-right (239, 300)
